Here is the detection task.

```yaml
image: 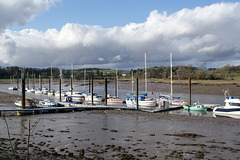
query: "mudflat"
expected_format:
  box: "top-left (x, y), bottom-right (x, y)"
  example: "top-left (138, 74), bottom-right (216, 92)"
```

top-left (0, 87), bottom-right (240, 159)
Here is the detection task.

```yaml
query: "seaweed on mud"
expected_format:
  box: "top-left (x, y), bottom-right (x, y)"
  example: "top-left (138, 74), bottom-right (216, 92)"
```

top-left (164, 150), bottom-right (183, 159)
top-left (164, 133), bottom-right (205, 139)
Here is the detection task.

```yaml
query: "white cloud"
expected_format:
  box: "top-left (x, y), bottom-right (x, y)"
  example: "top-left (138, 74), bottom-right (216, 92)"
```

top-left (98, 58), bottom-right (104, 62)
top-left (0, 0), bottom-right (60, 30)
top-left (0, 2), bottom-right (240, 69)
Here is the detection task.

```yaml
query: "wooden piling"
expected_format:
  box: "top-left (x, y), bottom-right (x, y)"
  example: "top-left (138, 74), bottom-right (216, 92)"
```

top-left (91, 78), bottom-right (94, 105)
top-left (27, 77), bottom-right (29, 89)
top-left (22, 73), bottom-right (25, 109)
top-left (88, 78), bottom-right (90, 94)
top-left (136, 78), bottom-right (139, 110)
top-left (59, 78), bottom-right (62, 102)
top-left (115, 77), bottom-right (117, 97)
top-left (71, 76), bottom-right (73, 95)
top-left (40, 76), bottom-right (42, 91)
top-left (105, 78), bottom-right (107, 106)
top-left (189, 77), bottom-right (191, 106)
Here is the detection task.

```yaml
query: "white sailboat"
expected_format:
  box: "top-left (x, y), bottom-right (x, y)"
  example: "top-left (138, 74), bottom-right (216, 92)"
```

top-left (8, 75), bottom-right (18, 90)
top-left (107, 69), bottom-right (124, 104)
top-left (55, 69), bottom-right (67, 97)
top-left (48, 62), bottom-right (55, 96)
top-left (126, 53), bottom-right (157, 109)
top-left (158, 53), bottom-right (185, 107)
top-left (35, 74), bottom-right (43, 94)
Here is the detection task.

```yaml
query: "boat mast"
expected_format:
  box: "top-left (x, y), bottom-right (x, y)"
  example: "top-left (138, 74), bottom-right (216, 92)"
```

top-left (50, 62), bottom-right (53, 92)
top-left (84, 69), bottom-right (86, 90)
top-left (144, 52), bottom-right (147, 94)
top-left (116, 68), bottom-right (118, 97)
top-left (39, 74), bottom-right (41, 89)
top-left (71, 63), bottom-right (73, 95)
top-left (131, 69), bottom-right (134, 94)
top-left (170, 52), bottom-right (173, 100)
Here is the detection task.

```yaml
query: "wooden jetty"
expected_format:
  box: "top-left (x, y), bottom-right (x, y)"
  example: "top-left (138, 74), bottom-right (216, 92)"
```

top-left (0, 104), bottom-right (182, 116)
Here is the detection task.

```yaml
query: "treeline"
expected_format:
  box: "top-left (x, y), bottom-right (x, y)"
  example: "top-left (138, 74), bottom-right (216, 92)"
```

top-left (133, 64), bottom-right (240, 80)
top-left (1, 64), bottom-right (240, 80)
top-left (0, 66), bottom-right (106, 80)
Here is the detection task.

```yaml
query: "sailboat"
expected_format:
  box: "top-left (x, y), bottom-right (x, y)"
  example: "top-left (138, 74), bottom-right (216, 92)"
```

top-left (55, 69), bottom-right (67, 97)
top-left (158, 53), bottom-right (185, 107)
top-left (126, 53), bottom-right (157, 109)
top-left (35, 74), bottom-right (43, 94)
top-left (8, 75), bottom-right (18, 90)
top-left (107, 69), bottom-right (124, 104)
top-left (48, 63), bottom-right (55, 96)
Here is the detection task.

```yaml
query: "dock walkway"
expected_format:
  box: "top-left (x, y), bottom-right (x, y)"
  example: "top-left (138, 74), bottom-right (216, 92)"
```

top-left (0, 105), bottom-right (182, 116)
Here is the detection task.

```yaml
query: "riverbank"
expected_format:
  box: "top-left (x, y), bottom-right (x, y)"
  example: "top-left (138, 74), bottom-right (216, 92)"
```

top-left (2, 78), bottom-right (240, 96)
top-left (0, 109), bottom-right (240, 159)
top-left (0, 82), bottom-right (240, 159)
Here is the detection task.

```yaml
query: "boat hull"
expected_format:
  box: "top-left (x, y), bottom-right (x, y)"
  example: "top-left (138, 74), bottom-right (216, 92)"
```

top-left (183, 105), bottom-right (207, 111)
top-left (213, 107), bottom-right (240, 115)
top-left (139, 100), bottom-right (157, 107)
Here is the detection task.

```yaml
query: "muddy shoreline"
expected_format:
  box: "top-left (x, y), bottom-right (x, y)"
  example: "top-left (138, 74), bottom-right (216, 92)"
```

top-left (0, 85), bottom-right (240, 159)
top-left (0, 109), bottom-right (239, 159)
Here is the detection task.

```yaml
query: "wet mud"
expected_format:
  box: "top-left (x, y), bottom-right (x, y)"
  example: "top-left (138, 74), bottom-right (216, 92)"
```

top-left (0, 109), bottom-right (240, 159)
top-left (0, 84), bottom-right (240, 159)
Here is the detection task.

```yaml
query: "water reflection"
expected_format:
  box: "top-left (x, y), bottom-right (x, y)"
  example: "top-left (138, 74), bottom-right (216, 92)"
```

top-left (182, 109), bottom-right (207, 116)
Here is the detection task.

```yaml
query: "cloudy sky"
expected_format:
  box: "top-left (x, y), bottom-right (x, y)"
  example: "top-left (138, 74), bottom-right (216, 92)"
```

top-left (1, 0), bottom-right (240, 70)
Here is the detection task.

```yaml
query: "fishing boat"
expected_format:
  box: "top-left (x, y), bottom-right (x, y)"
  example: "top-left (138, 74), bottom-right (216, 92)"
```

top-left (15, 98), bottom-right (38, 109)
top-left (183, 103), bottom-right (207, 111)
top-left (213, 95), bottom-right (240, 117)
top-left (15, 98), bottom-right (39, 115)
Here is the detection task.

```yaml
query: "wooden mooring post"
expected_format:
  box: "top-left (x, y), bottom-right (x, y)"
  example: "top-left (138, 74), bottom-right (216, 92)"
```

top-left (59, 78), bottom-right (62, 102)
top-left (88, 78), bottom-right (91, 94)
top-left (136, 78), bottom-right (139, 110)
top-left (105, 78), bottom-right (107, 106)
top-left (22, 71), bottom-right (26, 109)
top-left (189, 77), bottom-right (191, 106)
top-left (70, 76), bottom-right (73, 95)
top-left (91, 78), bottom-right (94, 105)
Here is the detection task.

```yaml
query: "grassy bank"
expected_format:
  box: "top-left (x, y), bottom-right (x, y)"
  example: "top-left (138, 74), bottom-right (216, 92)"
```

top-left (2, 78), bottom-right (240, 86)
top-left (119, 78), bottom-right (240, 86)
